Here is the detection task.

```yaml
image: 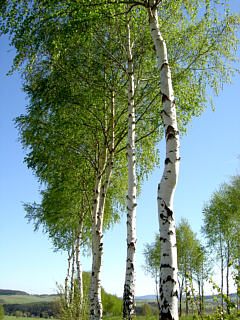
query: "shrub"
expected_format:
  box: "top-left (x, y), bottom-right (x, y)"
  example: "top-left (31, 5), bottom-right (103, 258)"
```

top-left (141, 303), bottom-right (153, 317)
top-left (0, 305), bottom-right (4, 320)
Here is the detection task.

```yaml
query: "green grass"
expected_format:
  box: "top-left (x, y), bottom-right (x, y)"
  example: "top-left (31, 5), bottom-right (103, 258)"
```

top-left (0, 294), bottom-right (58, 304)
top-left (103, 317), bottom-right (196, 320)
top-left (4, 316), bottom-right (57, 320)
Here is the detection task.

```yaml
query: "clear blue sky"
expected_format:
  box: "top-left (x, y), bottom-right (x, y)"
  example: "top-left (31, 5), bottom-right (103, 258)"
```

top-left (0, 1), bottom-right (240, 297)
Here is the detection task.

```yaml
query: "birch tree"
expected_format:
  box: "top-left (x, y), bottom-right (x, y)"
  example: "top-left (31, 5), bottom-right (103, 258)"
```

top-left (143, 235), bottom-right (161, 309)
top-left (176, 219), bottom-right (208, 316)
top-left (145, 2), bottom-right (238, 317)
top-left (202, 185), bottom-right (233, 310)
top-left (227, 175), bottom-right (240, 309)
top-left (123, 13), bottom-right (137, 319)
top-left (144, 221), bottom-right (208, 317)
top-left (147, 4), bottom-right (179, 318)
top-left (24, 180), bottom-right (92, 307)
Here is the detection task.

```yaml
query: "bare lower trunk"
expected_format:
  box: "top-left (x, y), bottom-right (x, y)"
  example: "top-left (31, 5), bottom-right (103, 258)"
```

top-left (185, 275), bottom-right (189, 315)
top-left (90, 175), bottom-right (103, 320)
top-left (148, 4), bottom-right (180, 320)
top-left (70, 234), bottom-right (76, 304)
top-left (179, 278), bottom-right (183, 317)
top-left (65, 250), bottom-right (73, 306)
top-left (201, 265), bottom-right (204, 312)
top-left (123, 15), bottom-right (137, 320)
top-left (237, 245), bottom-right (240, 310)
top-left (226, 241), bottom-right (230, 314)
top-left (198, 279), bottom-right (202, 314)
top-left (76, 216), bottom-right (84, 305)
top-left (220, 235), bottom-right (224, 310)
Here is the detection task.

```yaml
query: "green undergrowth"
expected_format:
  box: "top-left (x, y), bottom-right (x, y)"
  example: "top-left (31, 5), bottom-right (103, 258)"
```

top-left (4, 316), bottom-right (57, 320)
top-left (2, 316), bottom-right (196, 320)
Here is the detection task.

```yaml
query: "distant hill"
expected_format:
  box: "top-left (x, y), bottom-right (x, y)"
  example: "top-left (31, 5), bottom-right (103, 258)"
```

top-left (0, 290), bottom-right (29, 296)
top-left (135, 293), bottom-right (237, 301)
top-left (135, 295), bottom-right (156, 300)
top-left (0, 290), bottom-right (58, 305)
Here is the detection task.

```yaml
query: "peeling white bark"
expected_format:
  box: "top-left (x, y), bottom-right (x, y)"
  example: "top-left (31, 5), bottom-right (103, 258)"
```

top-left (148, 4), bottom-right (180, 320)
top-left (123, 16), bottom-right (137, 320)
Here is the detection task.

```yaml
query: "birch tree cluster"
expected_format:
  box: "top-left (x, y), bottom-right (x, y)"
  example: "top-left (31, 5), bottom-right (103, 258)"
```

top-left (144, 175), bottom-right (240, 317)
top-left (144, 219), bottom-right (209, 317)
top-left (202, 175), bottom-right (240, 315)
top-left (0, 1), bottom-right (239, 320)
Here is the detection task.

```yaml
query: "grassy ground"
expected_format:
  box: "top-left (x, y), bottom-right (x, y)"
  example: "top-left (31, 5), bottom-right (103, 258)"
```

top-left (3, 316), bottom-right (195, 320)
top-left (4, 316), bottom-right (55, 320)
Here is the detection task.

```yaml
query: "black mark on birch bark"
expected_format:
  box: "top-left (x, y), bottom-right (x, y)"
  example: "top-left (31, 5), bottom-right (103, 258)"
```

top-left (164, 275), bottom-right (176, 284)
top-left (165, 158), bottom-right (172, 165)
top-left (161, 264), bottom-right (172, 268)
top-left (163, 253), bottom-right (169, 257)
top-left (160, 237), bottom-right (167, 243)
top-left (160, 62), bottom-right (168, 71)
top-left (171, 290), bottom-right (178, 298)
top-left (162, 94), bottom-right (169, 103)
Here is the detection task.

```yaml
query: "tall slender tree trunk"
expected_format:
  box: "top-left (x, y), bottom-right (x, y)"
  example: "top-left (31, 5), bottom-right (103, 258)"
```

top-left (148, 3), bottom-right (180, 320)
top-left (90, 92), bottom-right (115, 320)
top-left (90, 175), bottom-right (103, 320)
top-left (201, 264), bottom-right (204, 312)
top-left (226, 240), bottom-right (230, 314)
top-left (65, 250), bottom-right (73, 306)
top-left (198, 279), bottom-right (202, 314)
top-left (237, 244), bottom-right (240, 311)
top-left (70, 233), bottom-right (76, 304)
top-left (123, 14), bottom-right (137, 320)
top-left (76, 215), bottom-right (84, 306)
top-left (220, 235), bottom-right (224, 310)
top-left (179, 278), bottom-right (183, 317)
top-left (185, 274), bottom-right (189, 315)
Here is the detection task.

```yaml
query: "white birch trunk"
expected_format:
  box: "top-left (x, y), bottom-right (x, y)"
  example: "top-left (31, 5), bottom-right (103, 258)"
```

top-left (90, 92), bottom-right (115, 320)
top-left (90, 175), bottom-right (103, 320)
top-left (70, 233), bottom-right (76, 304)
top-left (76, 216), bottom-right (84, 305)
top-left (65, 250), bottom-right (72, 306)
top-left (237, 244), bottom-right (240, 310)
top-left (123, 16), bottom-right (137, 320)
top-left (148, 4), bottom-right (180, 320)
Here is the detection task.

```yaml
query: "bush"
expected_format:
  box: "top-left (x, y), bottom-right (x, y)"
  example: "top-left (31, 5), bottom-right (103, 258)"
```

top-left (58, 280), bottom-right (89, 320)
top-left (101, 289), bottom-right (122, 316)
top-left (141, 303), bottom-right (153, 317)
top-left (0, 305), bottom-right (4, 320)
